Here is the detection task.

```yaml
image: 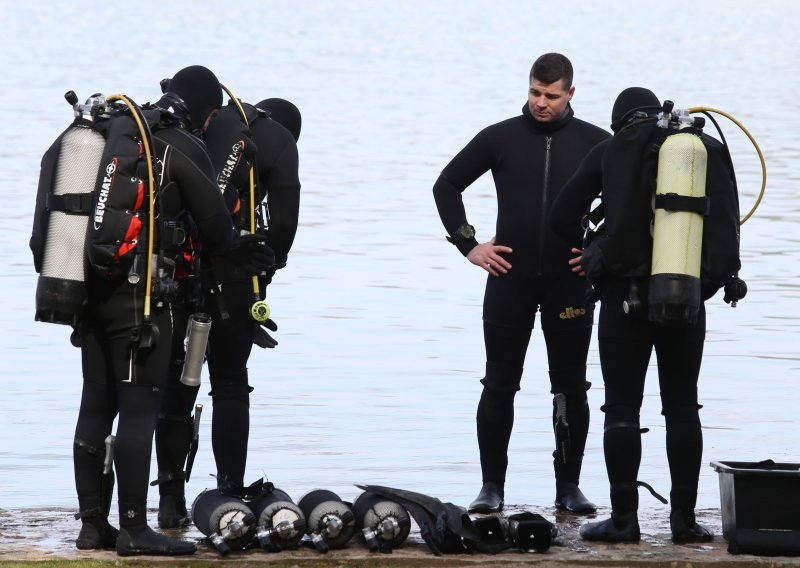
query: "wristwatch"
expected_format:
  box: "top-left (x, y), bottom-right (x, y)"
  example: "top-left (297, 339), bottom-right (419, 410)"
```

top-left (446, 223), bottom-right (476, 244)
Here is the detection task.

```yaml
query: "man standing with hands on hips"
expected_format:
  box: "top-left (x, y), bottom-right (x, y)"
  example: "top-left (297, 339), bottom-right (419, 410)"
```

top-left (432, 53), bottom-right (610, 514)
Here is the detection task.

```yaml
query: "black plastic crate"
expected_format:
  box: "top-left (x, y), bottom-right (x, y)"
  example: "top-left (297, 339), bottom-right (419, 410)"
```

top-left (710, 460), bottom-right (800, 556)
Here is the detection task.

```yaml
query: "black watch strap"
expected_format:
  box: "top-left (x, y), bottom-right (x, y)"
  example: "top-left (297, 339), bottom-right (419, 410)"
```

top-left (446, 223), bottom-right (476, 244)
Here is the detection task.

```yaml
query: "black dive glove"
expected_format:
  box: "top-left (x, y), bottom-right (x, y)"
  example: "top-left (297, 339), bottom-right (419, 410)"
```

top-left (220, 233), bottom-right (275, 275)
top-left (253, 318), bottom-right (278, 349)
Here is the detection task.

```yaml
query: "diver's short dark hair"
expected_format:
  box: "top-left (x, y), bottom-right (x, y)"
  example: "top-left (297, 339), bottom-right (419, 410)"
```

top-left (529, 53), bottom-right (573, 90)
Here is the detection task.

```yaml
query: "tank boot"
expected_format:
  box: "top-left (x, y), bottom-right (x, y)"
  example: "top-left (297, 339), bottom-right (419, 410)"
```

top-left (580, 510), bottom-right (640, 543)
top-left (75, 506), bottom-right (119, 550)
top-left (153, 476), bottom-right (190, 529)
top-left (468, 481), bottom-right (504, 514)
top-left (670, 509), bottom-right (714, 544)
top-left (116, 502), bottom-right (196, 557)
top-left (555, 481), bottom-right (597, 514)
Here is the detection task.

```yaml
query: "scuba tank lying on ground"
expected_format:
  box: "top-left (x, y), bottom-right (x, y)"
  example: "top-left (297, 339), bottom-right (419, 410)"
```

top-left (250, 487), bottom-right (307, 552)
top-left (352, 490), bottom-right (411, 552)
top-left (358, 484), bottom-right (493, 555)
top-left (191, 488), bottom-right (256, 555)
top-left (297, 489), bottom-right (356, 553)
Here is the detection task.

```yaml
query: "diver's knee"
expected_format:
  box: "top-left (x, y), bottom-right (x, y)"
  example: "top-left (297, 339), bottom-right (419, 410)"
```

top-left (480, 361), bottom-right (522, 393)
top-left (549, 369), bottom-right (591, 396)
top-left (662, 404), bottom-right (702, 426)
top-left (601, 405), bottom-right (647, 434)
top-left (209, 382), bottom-right (252, 405)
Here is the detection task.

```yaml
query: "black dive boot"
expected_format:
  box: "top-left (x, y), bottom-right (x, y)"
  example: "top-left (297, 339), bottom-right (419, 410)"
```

top-left (552, 394), bottom-right (596, 514)
top-left (116, 502), bottom-right (196, 557)
top-left (74, 435), bottom-right (118, 549)
top-left (579, 483), bottom-right (640, 543)
top-left (75, 499), bottom-right (119, 550)
top-left (555, 481), bottom-right (597, 514)
top-left (468, 481), bottom-right (504, 513)
top-left (156, 478), bottom-right (190, 529)
top-left (670, 484), bottom-right (714, 544)
top-left (154, 396), bottom-right (198, 529)
top-left (670, 509), bottom-right (714, 544)
top-left (580, 510), bottom-right (640, 543)
top-left (75, 482), bottom-right (118, 550)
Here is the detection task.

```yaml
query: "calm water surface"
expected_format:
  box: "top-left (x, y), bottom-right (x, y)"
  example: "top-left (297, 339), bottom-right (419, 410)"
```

top-left (0, 0), bottom-right (797, 528)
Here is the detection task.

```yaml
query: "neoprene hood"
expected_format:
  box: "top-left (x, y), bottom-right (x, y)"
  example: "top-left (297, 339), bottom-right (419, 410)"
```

top-left (166, 65), bottom-right (223, 132)
top-left (256, 98), bottom-right (302, 142)
top-left (611, 87), bottom-right (660, 132)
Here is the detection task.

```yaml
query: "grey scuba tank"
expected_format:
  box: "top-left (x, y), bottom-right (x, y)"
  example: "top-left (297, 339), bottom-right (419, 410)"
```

top-left (297, 489), bottom-right (356, 552)
top-left (352, 490), bottom-right (411, 552)
top-left (35, 93), bottom-right (108, 326)
top-left (250, 487), bottom-right (306, 551)
top-left (191, 488), bottom-right (256, 555)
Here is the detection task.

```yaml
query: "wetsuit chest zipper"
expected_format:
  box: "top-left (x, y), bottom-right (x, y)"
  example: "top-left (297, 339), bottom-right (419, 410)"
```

top-left (538, 136), bottom-right (552, 276)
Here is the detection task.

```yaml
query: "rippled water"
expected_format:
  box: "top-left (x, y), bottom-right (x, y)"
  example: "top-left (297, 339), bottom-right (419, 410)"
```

top-left (0, 0), bottom-right (797, 530)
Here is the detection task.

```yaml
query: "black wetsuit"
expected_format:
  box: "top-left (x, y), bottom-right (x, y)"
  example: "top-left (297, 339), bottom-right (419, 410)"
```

top-left (155, 103), bottom-right (300, 497)
top-left (433, 104), bottom-right (610, 486)
top-left (74, 118), bottom-right (233, 531)
top-left (548, 138), bottom-right (708, 515)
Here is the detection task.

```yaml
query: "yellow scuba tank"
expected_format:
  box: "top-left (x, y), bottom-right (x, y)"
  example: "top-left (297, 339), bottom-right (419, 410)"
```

top-left (649, 104), bottom-right (709, 325)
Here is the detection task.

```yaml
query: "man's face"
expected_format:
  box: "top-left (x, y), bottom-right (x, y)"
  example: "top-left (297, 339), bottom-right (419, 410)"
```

top-left (528, 78), bottom-right (574, 123)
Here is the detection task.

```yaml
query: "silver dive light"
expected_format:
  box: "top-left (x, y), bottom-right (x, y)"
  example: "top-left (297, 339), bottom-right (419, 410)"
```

top-left (180, 313), bottom-right (212, 386)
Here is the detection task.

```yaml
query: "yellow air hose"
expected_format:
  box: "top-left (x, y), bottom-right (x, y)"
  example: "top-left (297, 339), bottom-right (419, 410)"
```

top-left (107, 94), bottom-right (156, 321)
top-left (219, 84), bottom-right (270, 322)
top-left (688, 107), bottom-right (766, 225)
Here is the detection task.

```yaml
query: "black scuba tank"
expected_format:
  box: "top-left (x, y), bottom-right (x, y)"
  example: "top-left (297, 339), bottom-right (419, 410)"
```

top-left (352, 490), bottom-right (411, 552)
top-left (250, 487), bottom-right (306, 551)
top-left (34, 92), bottom-right (109, 326)
top-left (297, 489), bottom-right (356, 552)
top-left (191, 488), bottom-right (256, 555)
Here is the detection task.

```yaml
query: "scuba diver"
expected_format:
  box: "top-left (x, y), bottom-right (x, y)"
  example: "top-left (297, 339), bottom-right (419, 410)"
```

top-left (432, 53), bottom-right (610, 515)
top-left (31, 65), bottom-right (273, 556)
top-left (548, 87), bottom-right (743, 543)
top-left (153, 94), bottom-right (301, 528)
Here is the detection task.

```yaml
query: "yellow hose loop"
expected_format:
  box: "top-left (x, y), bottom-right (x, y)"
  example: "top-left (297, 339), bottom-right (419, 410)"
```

top-left (108, 94), bottom-right (156, 319)
top-left (219, 84), bottom-right (261, 298)
top-left (688, 106), bottom-right (766, 225)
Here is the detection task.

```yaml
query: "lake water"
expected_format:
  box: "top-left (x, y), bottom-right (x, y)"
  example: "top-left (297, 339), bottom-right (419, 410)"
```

top-left (0, 0), bottom-right (797, 532)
